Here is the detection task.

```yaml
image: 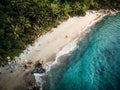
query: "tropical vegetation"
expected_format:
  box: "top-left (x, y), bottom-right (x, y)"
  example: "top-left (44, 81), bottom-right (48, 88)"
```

top-left (0, 0), bottom-right (120, 64)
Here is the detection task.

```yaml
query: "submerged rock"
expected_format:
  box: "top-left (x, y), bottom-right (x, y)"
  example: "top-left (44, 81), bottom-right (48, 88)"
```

top-left (33, 62), bottom-right (46, 74)
top-left (32, 61), bottom-right (47, 90)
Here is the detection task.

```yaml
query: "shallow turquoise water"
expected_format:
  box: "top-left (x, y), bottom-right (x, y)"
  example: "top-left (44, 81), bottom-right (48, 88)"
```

top-left (45, 13), bottom-right (120, 90)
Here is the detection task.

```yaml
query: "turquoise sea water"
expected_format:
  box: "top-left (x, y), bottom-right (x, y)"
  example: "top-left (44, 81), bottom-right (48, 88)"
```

top-left (45, 13), bottom-right (120, 90)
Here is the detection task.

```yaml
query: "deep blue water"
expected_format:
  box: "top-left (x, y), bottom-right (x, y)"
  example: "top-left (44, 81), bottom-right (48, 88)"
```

top-left (45, 13), bottom-right (120, 90)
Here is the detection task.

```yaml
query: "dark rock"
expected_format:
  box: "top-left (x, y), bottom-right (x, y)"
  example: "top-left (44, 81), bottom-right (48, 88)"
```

top-left (24, 64), bottom-right (27, 69)
top-left (33, 61), bottom-right (46, 74)
top-left (35, 62), bottom-right (42, 68)
top-left (27, 61), bottom-right (33, 65)
top-left (33, 67), bottom-right (45, 74)
top-left (2, 64), bottom-right (5, 67)
top-left (33, 86), bottom-right (40, 90)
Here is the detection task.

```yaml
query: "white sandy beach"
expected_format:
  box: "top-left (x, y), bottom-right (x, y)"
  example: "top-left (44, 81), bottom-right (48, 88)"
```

top-left (17, 10), bottom-right (107, 66)
top-left (0, 10), bottom-right (109, 90)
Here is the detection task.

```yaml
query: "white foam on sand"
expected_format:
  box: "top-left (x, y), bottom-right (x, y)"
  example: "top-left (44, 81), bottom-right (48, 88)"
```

top-left (45, 38), bottom-right (78, 72)
top-left (53, 39), bottom-right (78, 64)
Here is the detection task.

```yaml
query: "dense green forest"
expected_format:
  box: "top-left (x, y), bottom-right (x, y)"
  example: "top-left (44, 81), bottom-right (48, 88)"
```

top-left (0, 0), bottom-right (120, 64)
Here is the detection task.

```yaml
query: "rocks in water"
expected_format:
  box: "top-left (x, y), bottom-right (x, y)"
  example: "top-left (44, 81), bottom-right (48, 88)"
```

top-left (24, 72), bottom-right (40, 90)
top-left (33, 62), bottom-right (46, 74)
top-left (23, 61), bottom-right (46, 90)
top-left (35, 62), bottom-right (42, 68)
top-left (33, 68), bottom-right (45, 73)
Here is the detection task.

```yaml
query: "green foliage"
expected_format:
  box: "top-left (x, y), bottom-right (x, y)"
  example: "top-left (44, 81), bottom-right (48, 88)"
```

top-left (0, 0), bottom-right (120, 64)
top-left (62, 3), bottom-right (72, 16)
top-left (51, 3), bottom-right (61, 15)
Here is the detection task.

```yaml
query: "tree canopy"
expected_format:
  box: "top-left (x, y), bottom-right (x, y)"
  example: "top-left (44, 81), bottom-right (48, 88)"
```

top-left (0, 0), bottom-right (120, 64)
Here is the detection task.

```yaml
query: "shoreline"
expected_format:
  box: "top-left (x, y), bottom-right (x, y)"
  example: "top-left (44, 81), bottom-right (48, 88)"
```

top-left (0, 10), bottom-right (115, 90)
top-left (47, 10), bottom-right (107, 69)
top-left (15, 10), bottom-right (108, 67)
top-left (35, 10), bottom-right (110, 89)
